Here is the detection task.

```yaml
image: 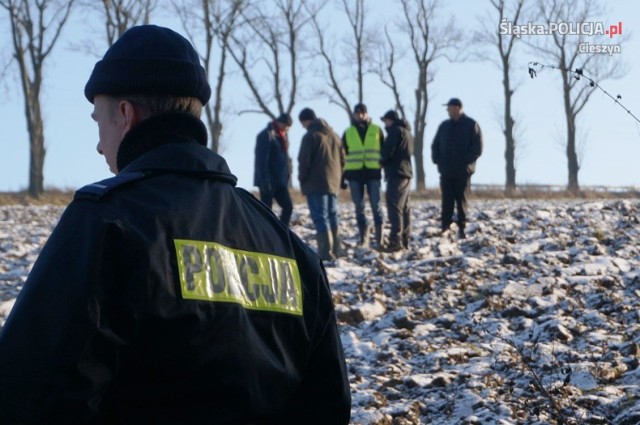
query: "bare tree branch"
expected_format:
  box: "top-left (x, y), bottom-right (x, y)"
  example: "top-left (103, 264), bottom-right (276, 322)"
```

top-left (377, 0), bottom-right (462, 190)
top-left (307, 0), bottom-right (376, 120)
top-left (375, 25), bottom-right (407, 120)
top-left (472, 0), bottom-right (527, 193)
top-left (227, 0), bottom-right (317, 119)
top-left (529, 0), bottom-right (627, 192)
top-left (173, 0), bottom-right (246, 153)
top-left (0, 0), bottom-right (75, 197)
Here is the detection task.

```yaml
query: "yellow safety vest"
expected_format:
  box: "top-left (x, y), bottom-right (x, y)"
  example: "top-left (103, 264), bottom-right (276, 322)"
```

top-left (344, 124), bottom-right (381, 170)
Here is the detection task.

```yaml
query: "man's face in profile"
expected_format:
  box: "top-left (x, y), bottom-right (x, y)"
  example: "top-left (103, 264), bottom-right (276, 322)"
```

top-left (92, 95), bottom-right (125, 174)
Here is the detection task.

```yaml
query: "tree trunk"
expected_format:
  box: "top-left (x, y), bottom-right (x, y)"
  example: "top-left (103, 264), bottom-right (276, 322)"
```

top-left (566, 119), bottom-right (579, 193)
top-left (503, 68), bottom-right (516, 193)
top-left (562, 72), bottom-right (580, 193)
top-left (209, 118), bottom-right (222, 153)
top-left (413, 68), bottom-right (428, 191)
top-left (413, 128), bottom-right (426, 191)
top-left (207, 42), bottom-right (229, 154)
top-left (27, 99), bottom-right (45, 198)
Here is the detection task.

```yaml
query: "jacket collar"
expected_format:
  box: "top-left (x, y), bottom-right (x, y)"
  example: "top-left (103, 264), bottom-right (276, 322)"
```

top-left (117, 113), bottom-right (237, 185)
top-left (117, 112), bottom-right (208, 171)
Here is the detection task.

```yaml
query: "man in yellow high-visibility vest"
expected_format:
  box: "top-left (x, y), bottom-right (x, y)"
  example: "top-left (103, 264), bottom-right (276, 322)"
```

top-left (341, 103), bottom-right (386, 248)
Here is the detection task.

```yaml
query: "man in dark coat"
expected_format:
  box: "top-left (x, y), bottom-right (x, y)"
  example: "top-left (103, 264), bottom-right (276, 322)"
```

top-left (298, 107), bottom-right (346, 261)
top-left (0, 25), bottom-right (351, 425)
top-left (380, 110), bottom-right (414, 252)
top-left (431, 98), bottom-right (483, 238)
top-left (254, 113), bottom-right (294, 226)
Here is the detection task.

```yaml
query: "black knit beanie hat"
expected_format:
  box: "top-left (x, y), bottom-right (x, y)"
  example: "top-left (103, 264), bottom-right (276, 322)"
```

top-left (298, 108), bottom-right (316, 122)
top-left (84, 25), bottom-right (211, 105)
top-left (353, 103), bottom-right (367, 113)
top-left (276, 113), bottom-right (293, 126)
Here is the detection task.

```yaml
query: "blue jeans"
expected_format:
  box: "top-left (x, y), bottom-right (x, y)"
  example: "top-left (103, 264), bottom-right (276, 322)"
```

top-left (306, 193), bottom-right (339, 233)
top-left (348, 179), bottom-right (383, 229)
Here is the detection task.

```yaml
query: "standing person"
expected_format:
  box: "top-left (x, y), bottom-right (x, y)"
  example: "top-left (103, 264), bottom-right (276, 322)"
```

top-left (342, 103), bottom-right (385, 248)
top-left (380, 110), bottom-right (414, 252)
top-left (298, 107), bottom-right (345, 261)
top-left (0, 26), bottom-right (350, 424)
top-left (431, 98), bottom-right (483, 239)
top-left (254, 113), bottom-right (294, 225)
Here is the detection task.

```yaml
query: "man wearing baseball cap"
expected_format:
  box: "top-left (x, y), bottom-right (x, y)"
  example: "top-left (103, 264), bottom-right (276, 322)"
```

top-left (431, 97), bottom-right (483, 238)
top-left (0, 25), bottom-right (350, 424)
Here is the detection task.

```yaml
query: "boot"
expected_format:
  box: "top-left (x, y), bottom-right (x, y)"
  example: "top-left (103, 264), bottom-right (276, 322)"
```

top-left (373, 223), bottom-right (384, 249)
top-left (357, 223), bottom-right (371, 248)
top-left (331, 227), bottom-right (346, 258)
top-left (402, 234), bottom-right (411, 249)
top-left (457, 223), bottom-right (466, 239)
top-left (316, 231), bottom-right (335, 261)
top-left (383, 239), bottom-right (404, 253)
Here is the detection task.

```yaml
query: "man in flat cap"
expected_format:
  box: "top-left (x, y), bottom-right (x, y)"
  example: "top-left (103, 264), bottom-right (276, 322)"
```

top-left (0, 25), bottom-right (350, 424)
top-left (431, 98), bottom-right (483, 239)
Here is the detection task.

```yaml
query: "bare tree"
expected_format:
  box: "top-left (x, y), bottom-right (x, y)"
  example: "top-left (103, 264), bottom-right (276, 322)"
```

top-left (174, 0), bottom-right (246, 153)
top-left (227, 0), bottom-right (317, 119)
top-left (531, 0), bottom-right (626, 193)
top-left (73, 0), bottom-right (155, 57)
top-left (308, 0), bottom-right (376, 120)
top-left (99, 0), bottom-right (156, 45)
top-left (378, 0), bottom-right (462, 191)
top-left (474, 0), bottom-right (526, 194)
top-left (1, 0), bottom-right (75, 197)
top-left (377, 26), bottom-right (408, 121)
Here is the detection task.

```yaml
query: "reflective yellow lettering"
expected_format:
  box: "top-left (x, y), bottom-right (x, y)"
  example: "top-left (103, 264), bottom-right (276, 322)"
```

top-left (174, 239), bottom-right (303, 315)
top-left (208, 246), bottom-right (226, 294)
top-left (181, 244), bottom-right (202, 291)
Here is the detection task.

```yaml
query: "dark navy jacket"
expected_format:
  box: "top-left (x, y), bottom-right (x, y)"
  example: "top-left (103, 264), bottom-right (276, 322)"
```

top-left (253, 122), bottom-right (291, 190)
top-left (431, 114), bottom-right (483, 178)
top-left (0, 113), bottom-right (350, 424)
top-left (381, 119), bottom-right (414, 180)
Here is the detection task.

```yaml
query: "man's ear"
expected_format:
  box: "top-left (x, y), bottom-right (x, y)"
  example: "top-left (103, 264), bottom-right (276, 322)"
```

top-left (118, 100), bottom-right (142, 136)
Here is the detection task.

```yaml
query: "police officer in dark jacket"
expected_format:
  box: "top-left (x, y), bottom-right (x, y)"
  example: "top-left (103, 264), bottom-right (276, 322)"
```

top-left (431, 98), bottom-right (483, 238)
top-left (0, 25), bottom-right (350, 425)
top-left (380, 110), bottom-right (414, 251)
top-left (254, 114), bottom-right (294, 226)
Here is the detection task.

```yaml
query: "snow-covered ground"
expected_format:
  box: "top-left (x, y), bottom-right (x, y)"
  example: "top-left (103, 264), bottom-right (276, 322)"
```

top-left (1, 199), bottom-right (639, 424)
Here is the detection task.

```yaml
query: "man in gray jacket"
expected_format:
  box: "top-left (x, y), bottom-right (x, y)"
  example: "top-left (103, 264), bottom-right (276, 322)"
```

top-left (298, 108), bottom-right (345, 260)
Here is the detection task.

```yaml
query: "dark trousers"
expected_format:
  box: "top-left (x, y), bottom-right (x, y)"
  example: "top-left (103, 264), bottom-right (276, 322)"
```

top-left (260, 186), bottom-right (293, 226)
top-left (439, 175), bottom-right (470, 230)
top-left (386, 177), bottom-right (411, 246)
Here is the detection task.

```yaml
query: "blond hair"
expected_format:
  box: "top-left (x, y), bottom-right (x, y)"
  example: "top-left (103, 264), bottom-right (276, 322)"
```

top-left (119, 95), bottom-right (203, 118)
